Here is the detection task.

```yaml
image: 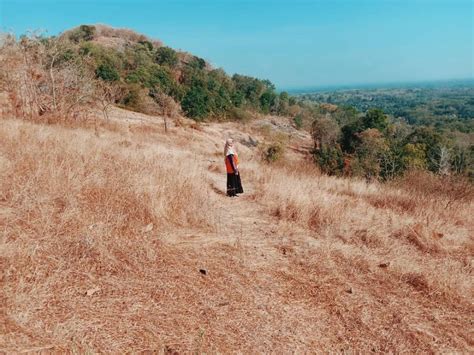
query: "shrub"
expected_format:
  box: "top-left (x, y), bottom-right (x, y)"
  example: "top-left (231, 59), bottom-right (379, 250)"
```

top-left (181, 84), bottom-right (210, 120)
top-left (260, 90), bottom-right (277, 113)
top-left (293, 114), bottom-right (303, 129)
top-left (228, 107), bottom-right (253, 122)
top-left (155, 46), bottom-right (178, 67)
top-left (189, 56), bottom-right (206, 70)
top-left (96, 63), bottom-right (120, 81)
top-left (69, 25), bottom-right (96, 43)
top-left (263, 143), bottom-right (284, 163)
top-left (313, 145), bottom-right (344, 175)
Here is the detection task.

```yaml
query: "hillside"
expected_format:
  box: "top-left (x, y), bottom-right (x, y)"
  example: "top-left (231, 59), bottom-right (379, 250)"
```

top-left (1, 25), bottom-right (473, 352)
top-left (1, 105), bottom-right (473, 352)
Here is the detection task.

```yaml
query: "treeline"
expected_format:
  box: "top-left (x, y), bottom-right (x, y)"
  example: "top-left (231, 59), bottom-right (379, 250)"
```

top-left (0, 25), bottom-right (292, 121)
top-left (299, 86), bottom-right (474, 133)
top-left (309, 105), bottom-right (473, 180)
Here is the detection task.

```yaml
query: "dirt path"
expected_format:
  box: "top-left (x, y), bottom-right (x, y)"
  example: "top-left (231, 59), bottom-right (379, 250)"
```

top-left (163, 164), bottom-right (287, 267)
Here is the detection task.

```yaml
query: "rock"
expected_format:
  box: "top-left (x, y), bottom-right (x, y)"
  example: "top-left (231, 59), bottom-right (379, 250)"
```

top-left (240, 135), bottom-right (259, 148)
top-left (199, 269), bottom-right (207, 275)
top-left (378, 262), bottom-right (390, 268)
top-left (143, 223), bottom-right (154, 233)
top-left (86, 286), bottom-right (100, 296)
top-left (346, 287), bottom-right (353, 294)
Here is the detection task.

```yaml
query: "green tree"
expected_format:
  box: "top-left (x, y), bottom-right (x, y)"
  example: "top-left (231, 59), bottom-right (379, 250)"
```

top-left (402, 143), bottom-right (427, 170)
top-left (404, 127), bottom-right (444, 172)
top-left (260, 90), bottom-right (277, 113)
top-left (96, 63), bottom-right (120, 81)
top-left (155, 46), bottom-right (178, 67)
top-left (314, 145), bottom-right (344, 175)
top-left (181, 84), bottom-right (210, 119)
top-left (355, 128), bottom-right (390, 179)
top-left (69, 25), bottom-right (96, 43)
top-left (362, 108), bottom-right (389, 132)
top-left (278, 91), bottom-right (290, 114)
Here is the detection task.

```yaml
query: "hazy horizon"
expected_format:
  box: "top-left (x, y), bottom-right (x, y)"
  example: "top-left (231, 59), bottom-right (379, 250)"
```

top-left (1, 0), bottom-right (472, 88)
top-left (283, 77), bottom-right (474, 93)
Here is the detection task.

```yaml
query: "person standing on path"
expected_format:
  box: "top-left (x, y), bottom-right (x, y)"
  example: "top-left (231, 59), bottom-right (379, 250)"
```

top-left (224, 138), bottom-right (244, 197)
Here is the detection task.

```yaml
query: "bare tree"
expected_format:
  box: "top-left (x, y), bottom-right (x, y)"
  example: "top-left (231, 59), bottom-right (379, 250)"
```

top-left (94, 80), bottom-right (124, 120)
top-left (149, 90), bottom-right (181, 133)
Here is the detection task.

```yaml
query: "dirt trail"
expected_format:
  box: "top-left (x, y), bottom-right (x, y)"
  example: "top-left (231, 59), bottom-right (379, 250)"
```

top-left (105, 106), bottom-right (314, 265)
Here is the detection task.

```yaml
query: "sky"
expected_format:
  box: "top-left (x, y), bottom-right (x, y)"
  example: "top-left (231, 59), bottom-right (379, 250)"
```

top-left (1, 0), bottom-right (472, 89)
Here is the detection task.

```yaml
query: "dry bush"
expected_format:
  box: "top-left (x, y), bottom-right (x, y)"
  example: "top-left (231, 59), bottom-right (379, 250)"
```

top-left (0, 34), bottom-right (97, 123)
top-left (0, 119), bottom-right (213, 232)
top-left (392, 170), bottom-right (474, 207)
top-left (1, 118), bottom-right (218, 350)
top-left (254, 165), bottom-right (337, 232)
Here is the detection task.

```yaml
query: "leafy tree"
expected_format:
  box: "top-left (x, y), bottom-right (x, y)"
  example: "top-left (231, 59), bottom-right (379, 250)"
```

top-left (155, 46), bottom-right (178, 67)
top-left (181, 84), bottom-right (210, 119)
top-left (355, 128), bottom-right (390, 179)
top-left (189, 56), bottom-right (206, 70)
top-left (314, 145), bottom-right (344, 175)
top-left (312, 117), bottom-right (340, 149)
top-left (96, 63), bottom-right (120, 81)
top-left (138, 40), bottom-right (153, 52)
top-left (69, 25), bottom-right (96, 43)
top-left (341, 119), bottom-right (364, 153)
top-left (260, 90), bottom-right (277, 113)
top-left (362, 108), bottom-right (389, 132)
top-left (404, 127), bottom-right (444, 172)
top-left (402, 143), bottom-right (427, 170)
top-left (278, 91), bottom-right (289, 114)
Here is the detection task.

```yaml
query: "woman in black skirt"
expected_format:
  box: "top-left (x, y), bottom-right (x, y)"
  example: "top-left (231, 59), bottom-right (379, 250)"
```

top-left (224, 138), bottom-right (243, 197)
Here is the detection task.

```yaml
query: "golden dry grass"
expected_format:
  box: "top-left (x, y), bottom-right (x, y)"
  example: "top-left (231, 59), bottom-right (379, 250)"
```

top-left (1, 113), bottom-right (473, 352)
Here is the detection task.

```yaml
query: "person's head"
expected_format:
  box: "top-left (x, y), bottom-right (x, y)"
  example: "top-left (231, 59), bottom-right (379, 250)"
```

top-left (224, 138), bottom-right (234, 155)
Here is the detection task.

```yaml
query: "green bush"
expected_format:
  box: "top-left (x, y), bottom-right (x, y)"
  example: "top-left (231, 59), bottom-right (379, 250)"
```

top-left (69, 25), bottom-right (96, 43)
top-left (96, 63), bottom-right (120, 81)
top-left (155, 46), bottom-right (178, 67)
top-left (181, 84), bottom-right (210, 119)
top-left (293, 114), bottom-right (303, 129)
top-left (313, 145), bottom-right (344, 175)
top-left (260, 90), bottom-right (277, 113)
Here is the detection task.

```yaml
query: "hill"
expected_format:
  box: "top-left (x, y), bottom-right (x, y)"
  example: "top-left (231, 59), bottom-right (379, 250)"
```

top-left (1, 26), bottom-right (473, 352)
top-left (0, 24), bottom-right (291, 122)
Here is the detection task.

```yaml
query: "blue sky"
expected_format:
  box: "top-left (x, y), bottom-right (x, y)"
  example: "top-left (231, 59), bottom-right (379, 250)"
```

top-left (1, 0), bottom-right (472, 89)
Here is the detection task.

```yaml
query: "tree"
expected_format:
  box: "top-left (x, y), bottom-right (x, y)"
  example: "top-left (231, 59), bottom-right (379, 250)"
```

top-left (69, 25), bottom-right (96, 43)
top-left (259, 90), bottom-right (276, 113)
top-left (362, 108), bottom-right (389, 132)
top-left (314, 145), bottom-right (344, 175)
top-left (404, 127), bottom-right (444, 172)
top-left (181, 84), bottom-right (210, 119)
top-left (94, 80), bottom-right (124, 120)
top-left (277, 91), bottom-right (289, 114)
top-left (96, 63), bottom-right (120, 81)
top-left (155, 46), bottom-right (178, 67)
top-left (402, 143), bottom-right (427, 170)
top-left (355, 128), bottom-right (390, 180)
top-left (311, 117), bottom-right (340, 150)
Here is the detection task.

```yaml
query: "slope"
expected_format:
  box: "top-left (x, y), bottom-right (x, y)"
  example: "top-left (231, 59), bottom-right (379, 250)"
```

top-left (1, 110), bottom-right (473, 352)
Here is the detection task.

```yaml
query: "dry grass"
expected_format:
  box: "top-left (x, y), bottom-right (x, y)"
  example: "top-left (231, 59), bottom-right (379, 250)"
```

top-left (1, 114), bottom-right (473, 352)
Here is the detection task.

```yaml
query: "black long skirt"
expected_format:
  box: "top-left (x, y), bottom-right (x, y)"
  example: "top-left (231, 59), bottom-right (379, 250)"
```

top-left (227, 173), bottom-right (244, 196)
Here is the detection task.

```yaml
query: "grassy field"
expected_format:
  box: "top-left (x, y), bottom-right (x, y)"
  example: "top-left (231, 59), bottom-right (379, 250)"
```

top-left (1, 111), bottom-right (473, 352)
